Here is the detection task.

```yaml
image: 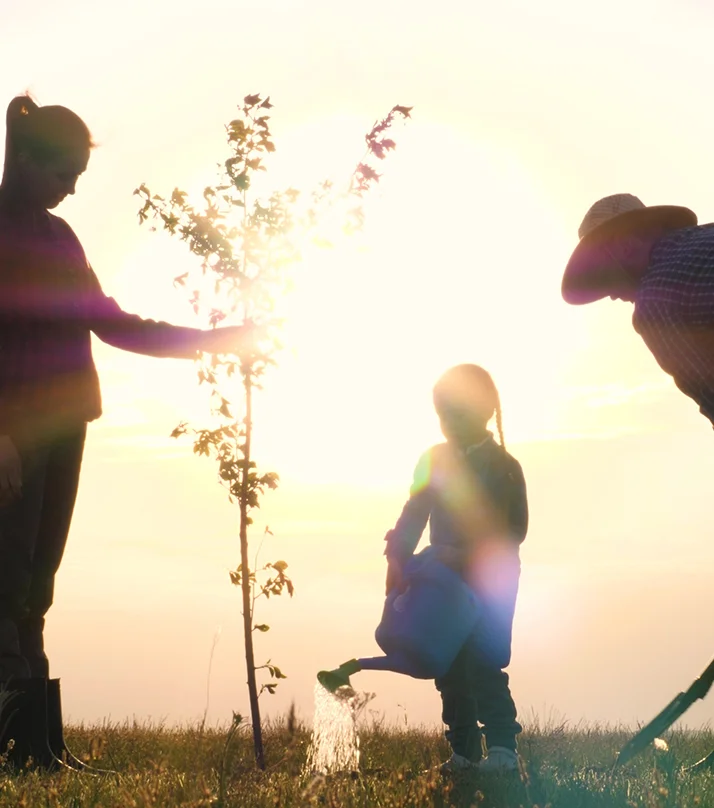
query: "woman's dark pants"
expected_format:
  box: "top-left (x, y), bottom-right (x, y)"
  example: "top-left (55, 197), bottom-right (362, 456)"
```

top-left (0, 426), bottom-right (86, 681)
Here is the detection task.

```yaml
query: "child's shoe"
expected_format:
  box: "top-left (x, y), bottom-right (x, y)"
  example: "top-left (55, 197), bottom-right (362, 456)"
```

top-left (478, 746), bottom-right (519, 773)
top-left (439, 753), bottom-right (480, 775)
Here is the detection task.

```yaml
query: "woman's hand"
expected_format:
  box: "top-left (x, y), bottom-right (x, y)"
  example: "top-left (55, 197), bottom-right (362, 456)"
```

top-left (200, 322), bottom-right (269, 357)
top-left (0, 436), bottom-right (21, 505)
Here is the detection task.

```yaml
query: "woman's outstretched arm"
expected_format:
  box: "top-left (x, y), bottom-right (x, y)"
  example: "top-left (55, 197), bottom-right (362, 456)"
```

top-left (85, 268), bottom-right (247, 359)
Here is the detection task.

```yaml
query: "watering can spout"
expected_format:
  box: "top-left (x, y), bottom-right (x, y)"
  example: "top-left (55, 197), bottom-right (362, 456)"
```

top-left (317, 659), bottom-right (362, 693)
top-left (317, 653), bottom-right (436, 689)
top-left (356, 652), bottom-right (427, 677)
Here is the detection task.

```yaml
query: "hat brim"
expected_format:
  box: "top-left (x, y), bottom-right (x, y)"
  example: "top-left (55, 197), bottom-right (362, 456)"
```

top-left (562, 205), bottom-right (698, 305)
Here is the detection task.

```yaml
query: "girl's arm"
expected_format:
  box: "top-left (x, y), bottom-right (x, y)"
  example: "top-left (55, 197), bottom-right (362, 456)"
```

top-left (384, 449), bottom-right (434, 564)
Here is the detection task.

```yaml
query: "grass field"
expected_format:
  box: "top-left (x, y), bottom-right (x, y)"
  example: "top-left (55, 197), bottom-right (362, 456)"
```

top-left (2, 717), bottom-right (714, 807)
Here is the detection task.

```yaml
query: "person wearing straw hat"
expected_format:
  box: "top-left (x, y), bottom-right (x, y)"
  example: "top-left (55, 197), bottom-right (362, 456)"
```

top-left (560, 193), bottom-right (714, 425)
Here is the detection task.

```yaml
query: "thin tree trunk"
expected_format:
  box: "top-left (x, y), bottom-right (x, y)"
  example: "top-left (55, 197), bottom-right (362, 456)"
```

top-left (239, 371), bottom-right (265, 769)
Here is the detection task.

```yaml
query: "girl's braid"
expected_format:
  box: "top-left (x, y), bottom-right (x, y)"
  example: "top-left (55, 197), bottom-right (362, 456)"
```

top-left (493, 386), bottom-right (505, 450)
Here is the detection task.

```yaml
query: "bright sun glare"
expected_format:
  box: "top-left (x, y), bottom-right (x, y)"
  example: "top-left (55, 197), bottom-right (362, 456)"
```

top-left (100, 119), bottom-right (577, 490)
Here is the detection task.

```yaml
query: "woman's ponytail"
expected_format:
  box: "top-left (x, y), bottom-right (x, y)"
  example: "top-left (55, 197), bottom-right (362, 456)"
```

top-left (3, 94), bottom-right (92, 178)
top-left (4, 94), bottom-right (38, 166)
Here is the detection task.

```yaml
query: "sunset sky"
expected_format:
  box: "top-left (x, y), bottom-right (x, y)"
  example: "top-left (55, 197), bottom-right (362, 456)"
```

top-left (2, 0), bottom-right (714, 733)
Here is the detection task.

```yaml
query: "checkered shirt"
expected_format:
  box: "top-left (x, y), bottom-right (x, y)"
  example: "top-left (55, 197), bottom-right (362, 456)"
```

top-left (633, 223), bottom-right (714, 426)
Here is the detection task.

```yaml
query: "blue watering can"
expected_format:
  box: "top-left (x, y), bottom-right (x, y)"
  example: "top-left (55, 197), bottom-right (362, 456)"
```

top-left (318, 547), bottom-right (482, 692)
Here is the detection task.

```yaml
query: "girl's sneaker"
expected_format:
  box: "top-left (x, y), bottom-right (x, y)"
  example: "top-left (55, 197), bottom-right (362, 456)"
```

top-left (478, 746), bottom-right (519, 773)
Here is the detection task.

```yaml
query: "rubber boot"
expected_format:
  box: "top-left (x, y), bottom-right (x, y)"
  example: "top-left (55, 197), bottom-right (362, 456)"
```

top-left (0, 678), bottom-right (60, 770)
top-left (46, 679), bottom-right (115, 776)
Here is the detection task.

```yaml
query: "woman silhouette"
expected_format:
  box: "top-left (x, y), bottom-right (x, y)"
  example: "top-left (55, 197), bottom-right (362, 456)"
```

top-left (0, 94), bottom-right (256, 768)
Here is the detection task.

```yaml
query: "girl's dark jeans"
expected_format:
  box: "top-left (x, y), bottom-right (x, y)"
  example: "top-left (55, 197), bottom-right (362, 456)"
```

top-left (0, 426), bottom-right (86, 681)
top-left (435, 550), bottom-right (522, 760)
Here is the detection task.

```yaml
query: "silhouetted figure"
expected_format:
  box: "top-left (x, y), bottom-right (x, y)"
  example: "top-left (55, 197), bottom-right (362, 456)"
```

top-left (561, 193), bottom-right (714, 421)
top-left (384, 364), bottom-right (528, 774)
top-left (0, 95), bottom-right (258, 769)
top-left (562, 195), bottom-right (714, 769)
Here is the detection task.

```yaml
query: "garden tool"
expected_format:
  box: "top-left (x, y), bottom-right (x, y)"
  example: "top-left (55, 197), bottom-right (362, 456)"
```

top-left (685, 748), bottom-right (714, 774)
top-left (615, 656), bottom-right (714, 768)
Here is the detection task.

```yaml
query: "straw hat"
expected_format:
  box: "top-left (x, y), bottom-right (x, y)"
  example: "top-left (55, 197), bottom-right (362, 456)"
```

top-left (561, 194), bottom-right (697, 305)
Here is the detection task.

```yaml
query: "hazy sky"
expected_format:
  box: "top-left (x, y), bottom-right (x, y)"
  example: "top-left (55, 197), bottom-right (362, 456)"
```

top-left (2, 0), bottom-right (714, 734)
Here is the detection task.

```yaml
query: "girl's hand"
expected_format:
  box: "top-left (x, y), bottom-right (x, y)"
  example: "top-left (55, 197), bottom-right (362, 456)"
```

top-left (385, 559), bottom-right (406, 595)
top-left (0, 436), bottom-right (21, 505)
top-left (435, 545), bottom-right (466, 568)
